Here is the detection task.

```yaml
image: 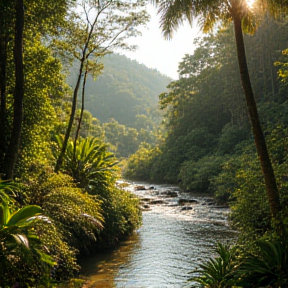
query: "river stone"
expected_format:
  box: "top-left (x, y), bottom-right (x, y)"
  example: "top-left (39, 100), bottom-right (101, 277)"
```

top-left (181, 206), bottom-right (193, 211)
top-left (211, 221), bottom-right (226, 226)
top-left (202, 198), bottom-right (216, 205)
top-left (141, 197), bottom-right (152, 202)
top-left (160, 190), bottom-right (178, 197)
top-left (211, 205), bottom-right (228, 209)
top-left (149, 199), bottom-right (167, 205)
top-left (135, 185), bottom-right (146, 191)
top-left (178, 199), bottom-right (198, 205)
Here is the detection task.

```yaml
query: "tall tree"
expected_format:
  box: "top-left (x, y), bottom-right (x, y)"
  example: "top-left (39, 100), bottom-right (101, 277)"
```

top-left (0, 0), bottom-right (14, 170)
top-left (3, 0), bottom-right (25, 179)
top-left (54, 0), bottom-right (149, 172)
top-left (0, 0), bottom-right (71, 178)
top-left (152, 0), bottom-right (282, 225)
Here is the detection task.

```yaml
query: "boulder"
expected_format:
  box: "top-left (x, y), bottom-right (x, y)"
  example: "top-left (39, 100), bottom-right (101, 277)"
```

top-left (161, 190), bottom-right (178, 198)
top-left (178, 199), bottom-right (198, 205)
top-left (149, 199), bottom-right (167, 205)
top-left (203, 197), bottom-right (214, 202)
top-left (135, 185), bottom-right (146, 191)
top-left (141, 197), bottom-right (152, 202)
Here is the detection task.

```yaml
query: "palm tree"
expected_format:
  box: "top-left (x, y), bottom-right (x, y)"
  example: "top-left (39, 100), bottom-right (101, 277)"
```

top-left (152, 0), bottom-right (282, 229)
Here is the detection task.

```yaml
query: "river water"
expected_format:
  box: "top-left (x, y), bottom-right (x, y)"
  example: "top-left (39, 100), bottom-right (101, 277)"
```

top-left (80, 182), bottom-right (237, 288)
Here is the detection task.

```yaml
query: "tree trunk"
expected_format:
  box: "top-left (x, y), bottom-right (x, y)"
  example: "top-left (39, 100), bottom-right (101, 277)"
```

top-left (54, 3), bottom-right (103, 173)
top-left (54, 59), bottom-right (85, 172)
top-left (233, 13), bottom-right (282, 221)
top-left (3, 0), bottom-right (24, 179)
top-left (73, 65), bottom-right (88, 162)
top-left (0, 22), bottom-right (8, 171)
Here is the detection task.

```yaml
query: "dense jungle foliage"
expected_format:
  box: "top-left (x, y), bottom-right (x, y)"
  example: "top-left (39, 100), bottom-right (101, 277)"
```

top-left (124, 16), bottom-right (288, 241)
top-left (2, 0), bottom-right (288, 286)
top-left (124, 0), bottom-right (288, 284)
top-left (0, 0), bottom-right (148, 286)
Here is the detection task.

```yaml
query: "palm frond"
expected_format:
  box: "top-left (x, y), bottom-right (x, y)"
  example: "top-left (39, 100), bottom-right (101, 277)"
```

top-left (237, 240), bottom-right (288, 287)
top-left (0, 179), bottom-right (17, 204)
top-left (152, 0), bottom-right (262, 38)
top-left (189, 242), bottom-right (237, 288)
top-left (155, 0), bottom-right (194, 39)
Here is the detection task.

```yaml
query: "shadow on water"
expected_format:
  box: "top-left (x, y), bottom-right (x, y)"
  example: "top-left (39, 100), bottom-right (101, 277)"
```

top-left (80, 182), bottom-right (237, 288)
top-left (80, 232), bottom-right (140, 288)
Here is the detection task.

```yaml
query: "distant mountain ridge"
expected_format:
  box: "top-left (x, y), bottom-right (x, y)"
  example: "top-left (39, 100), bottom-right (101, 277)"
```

top-left (69, 53), bottom-right (171, 127)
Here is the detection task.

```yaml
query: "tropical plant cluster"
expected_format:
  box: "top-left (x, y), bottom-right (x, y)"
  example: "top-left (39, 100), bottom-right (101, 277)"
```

top-left (0, 0), bottom-right (147, 286)
top-left (189, 240), bottom-right (288, 288)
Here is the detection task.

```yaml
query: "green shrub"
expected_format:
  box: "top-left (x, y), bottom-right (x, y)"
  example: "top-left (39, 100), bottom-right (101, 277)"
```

top-left (217, 123), bottom-right (250, 156)
top-left (24, 169), bottom-right (103, 253)
top-left (52, 136), bottom-right (142, 248)
top-left (96, 186), bottom-right (142, 248)
top-left (124, 143), bottom-right (161, 181)
top-left (229, 153), bottom-right (271, 238)
top-left (44, 187), bottom-right (103, 252)
top-left (226, 127), bottom-right (288, 240)
top-left (0, 181), bottom-right (55, 287)
top-left (179, 155), bottom-right (225, 193)
top-left (35, 221), bottom-right (79, 282)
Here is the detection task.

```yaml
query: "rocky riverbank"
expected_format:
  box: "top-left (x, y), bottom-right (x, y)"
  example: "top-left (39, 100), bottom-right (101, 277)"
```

top-left (133, 184), bottom-right (227, 214)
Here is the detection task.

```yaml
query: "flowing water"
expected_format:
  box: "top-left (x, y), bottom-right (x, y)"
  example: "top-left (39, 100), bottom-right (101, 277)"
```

top-left (80, 182), bottom-right (237, 288)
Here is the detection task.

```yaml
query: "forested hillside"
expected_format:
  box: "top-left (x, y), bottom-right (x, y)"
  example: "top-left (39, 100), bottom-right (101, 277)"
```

top-left (124, 16), bottom-right (288, 236)
top-left (66, 53), bottom-right (171, 158)
top-left (68, 53), bottom-right (171, 127)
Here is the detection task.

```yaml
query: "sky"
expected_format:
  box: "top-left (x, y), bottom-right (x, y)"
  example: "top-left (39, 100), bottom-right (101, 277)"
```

top-left (122, 4), bottom-right (201, 80)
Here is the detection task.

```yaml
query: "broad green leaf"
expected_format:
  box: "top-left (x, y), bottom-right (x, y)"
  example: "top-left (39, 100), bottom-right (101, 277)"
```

top-left (7, 205), bottom-right (43, 227)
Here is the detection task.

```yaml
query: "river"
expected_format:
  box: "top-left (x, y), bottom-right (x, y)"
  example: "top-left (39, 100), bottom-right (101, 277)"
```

top-left (80, 181), bottom-right (237, 288)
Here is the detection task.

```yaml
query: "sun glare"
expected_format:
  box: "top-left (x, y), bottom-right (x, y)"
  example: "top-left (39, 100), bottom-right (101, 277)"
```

top-left (246, 0), bottom-right (255, 8)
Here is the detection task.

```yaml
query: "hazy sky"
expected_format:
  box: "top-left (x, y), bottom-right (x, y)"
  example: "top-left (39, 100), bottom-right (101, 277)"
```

top-left (122, 4), bottom-right (201, 80)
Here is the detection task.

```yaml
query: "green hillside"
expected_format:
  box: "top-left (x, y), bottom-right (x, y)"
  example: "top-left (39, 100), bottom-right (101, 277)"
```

top-left (69, 53), bottom-right (171, 127)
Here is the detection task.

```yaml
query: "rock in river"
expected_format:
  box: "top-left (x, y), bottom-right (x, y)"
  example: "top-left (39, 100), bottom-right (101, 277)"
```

top-left (135, 185), bottom-right (146, 191)
top-left (160, 190), bottom-right (178, 198)
top-left (178, 199), bottom-right (198, 205)
top-left (149, 199), bottom-right (167, 205)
